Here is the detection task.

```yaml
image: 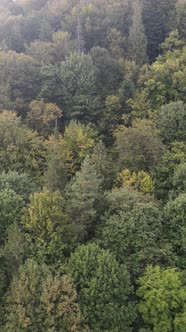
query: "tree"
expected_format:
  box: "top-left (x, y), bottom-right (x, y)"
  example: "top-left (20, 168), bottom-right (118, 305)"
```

top-left (107, 28), bottom-right (126, 60)
top-left (44, 132), bottom-right (69, 192)
top-left (154, 142), bottom-right (186, 201)
top-left (61, 121), bottom-right (97, 175)
top-left (172, 162), bottom-right (186, 197)
top-left (66, 155), bottom-right (102, 242)
top-left (116, 169), bottom-right (154, 194)
top-left (44, 121), bottom-right (97, 191)
top-left (90, 141), bottom-right (116, 190)
top-left (90, 47), bottom-right (123, 98)
top-left (22, 189), bottom-right (75, 267)
top-left (164, 193), bottom-right (186, 269)
top-left (0, 51), bottom-right (41, 112)
top-left (0, 111), bottom-right (46, 183)
top-left (132, 44), bottom-right (186, 116)
top-left (97, 189), bottom-right (169, 278)
top-left (114, 119), bottom-right (163, 172)
top-left (128, 0), bottom-right (148, 66)
top-left (0, 188), bottom-right (24, 246)
top-left (0, 223), bottom-right (27, 298)
top-left (27, 31), bottom-right (73, 65)
top-left (137, 265), bottom-right (186, 332)
top-left (0, 171), bottom-right (38, 201)
top-left (26, 40), bottom-right (54, 65)
top-left (39, 63), bottom-right (63, 105)
top-left (143, 0), bottom-right (176, 62)
top-left (157, 101), bottom-right (186, 144)
top-left (27, 99), bottom-right (63, 137)
top-left (176, 0), bottom-right (186, 40)
top-left (4, 259), bottom-right (86, 332)
top-left (68, 243), bottom-right (136, 332)
top-left (59, 52), bottom-right (99, 122)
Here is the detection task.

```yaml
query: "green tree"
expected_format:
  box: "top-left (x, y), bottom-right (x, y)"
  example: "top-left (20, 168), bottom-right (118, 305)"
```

top-left (0, 51), bottom-right (41, 112)
top-left (59, 52), bottom-right (99, 122)
top-left (157, 101), bottom-right (186, 144)
top-left (44, 121), bottom-right (97, 191)
top-left (171, 162), bottom-right (186, 197)
top-left (97, 188), bottom-right (169, 278)
top-left (44, 132), bottom-right (69, 192)
top-left (132, 44), bottom-right (186, 117)
top-left (128, 0), bottom-right (148, 66)
top-left (62, 121), bottom-right (97, 175)
top-left (66, 155), bottom-right (102, 242)
top-left (137, 265), bottom-right (186, 332)
top-left (107, 28), bottom-right (126, 60)
top-left (154, 142), bottom-right (186, 201)
top-left (114, 119), bottom-right (163, 171)
top-left (0, 171), bottom-right (38, 201)
top-left (164, 193), bottom-right (186, 268)
top-left (68, 243), bottom-right (136, 332)
top-left (176, 0), bottom-right (186, 40)
top-left (27, 99), bottom-right (63, 137)
top-left (143, 0), bottom-right (176, 62)
top-left (90, 47), bottom-right (123, 98)
top-left (22, 189), bottom-right (75, 267)
top-left (0, 188), bottom-right (24, 246)
top-left (0, 111), bottom-right (46, 183)
top-left (27, 31), bottom-right (73, 65)
top-left (4, 259), bottom-right (85, 332)
top-left (116, 168), bottom-right (154, 194)
top-left (39, 64), bottom-right (63, 104)
top-left (0, 223), bottom-right (27, 298)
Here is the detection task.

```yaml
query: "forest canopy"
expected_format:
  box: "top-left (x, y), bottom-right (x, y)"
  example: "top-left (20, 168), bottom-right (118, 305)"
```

top-left (0, 0), bottom-right (186, 331)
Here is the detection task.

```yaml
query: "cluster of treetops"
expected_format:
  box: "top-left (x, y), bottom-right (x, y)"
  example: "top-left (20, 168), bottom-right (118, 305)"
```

top-left (0, 0), bottom-right (185, 330)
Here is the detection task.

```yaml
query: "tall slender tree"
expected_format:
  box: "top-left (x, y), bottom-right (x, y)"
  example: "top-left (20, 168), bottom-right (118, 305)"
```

top-left (128, 0), bottom-right (148, 66)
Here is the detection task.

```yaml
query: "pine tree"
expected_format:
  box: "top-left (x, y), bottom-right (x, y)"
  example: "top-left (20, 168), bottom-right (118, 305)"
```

top-left (128, 0), bottom-right (148, 66)
top-left (66, 155), bottom-right (103, 242)
top-left (143, 0), bottom-right (176, 62)
top-left (44, 127), bottom-right (68, 192)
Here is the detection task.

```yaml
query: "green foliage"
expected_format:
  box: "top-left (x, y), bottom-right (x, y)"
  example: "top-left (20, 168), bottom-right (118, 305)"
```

top-left (137, 265), bottom-right (186, 332)
top-left (90, 47), bottom-right (123, 98)
top-left (154, 142), bottom-right (186, 201)
top-left (22, 189), bottom-right (75, 267)
top-left (164, 193), bottom-right (186, 268)
top-left (0, 51), bottom-right (41, 111)
top-left (114, 119), bottom-right (163, 171)
top-left (44, 133), bottom-right (69, 192)
top-left (97, 188), bottom-right (169, 277)
top-left (157, 101), bottom-right (186, 144)
top-left (0, 0), bottom-right (185, 330)
top-left (0, 223), bottom-right (27, 297)
top-left (0, 171), bottom-right (38, 201)
top-left (172, 162), bottom-right (186, 197)
top-left (4, 259), bottom-right (85, 332)
top-left (62, 121), bottom-right (97, 174)
top-left (143, 0), bottom-right (176, 62)
top-left (27, 31), bottom-right (73, 64)
top-left (0, 111), bottom-right (46, 183)
top-left (176, 0), bottom-right (186, 40)
top-left (116, 169), bottom-right (154, 194)
top-left (128, 0), bottom-right (148, 66)
top-left (27, 99), bottom-right (63, 137)
top-left (44, 121), bottom-right (97, 191)
top-left (59, 52), bottom-right (99, 122)
top-left (0, 188), bottom-right (24, 246)
top-left (68, 243), bottom-right (136, 332)
top-left (66, 155), bottom-right (102, 242)
top-left (133, 44), bottom-right (186, 116)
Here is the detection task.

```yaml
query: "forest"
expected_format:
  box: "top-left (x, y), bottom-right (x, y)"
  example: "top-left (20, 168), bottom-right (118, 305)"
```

top-left (0, 0), bottom-right (185, 331)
